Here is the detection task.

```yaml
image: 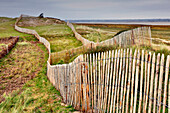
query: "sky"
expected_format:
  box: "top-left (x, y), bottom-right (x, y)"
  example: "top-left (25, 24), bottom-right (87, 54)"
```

top-left (0, 0), bottom-right (170, 20)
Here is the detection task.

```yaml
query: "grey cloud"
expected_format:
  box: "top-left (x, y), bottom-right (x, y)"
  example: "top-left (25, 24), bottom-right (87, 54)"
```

top-left (0, 0), bottom-right (170, 19)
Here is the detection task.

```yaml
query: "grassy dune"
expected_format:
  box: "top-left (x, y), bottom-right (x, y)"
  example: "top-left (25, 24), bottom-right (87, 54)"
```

top-left (74, 24), bottom-right (134, 42)
top-left (24, 24), bottom-right (83, 52)
top-left (0, 18), bottom-right (31, 38)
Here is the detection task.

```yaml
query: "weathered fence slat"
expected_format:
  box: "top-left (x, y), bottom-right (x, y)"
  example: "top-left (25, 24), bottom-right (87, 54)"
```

top-left (107, 50), bottom-right (114, 112)
top-left (122, 48), bottom-right (129, 113)
top-left (163, 55), bottom-right (169, 113)
top-left (93, 53), bottom-right (97, 111)
top-left (110, 50), bottom-right (118, 113)
top-left (130, 49), bottom-right (137, 113)
top-left (101, 52), bottom-right (106, 111)
top-left (133, 50), bottom-right (140, 113)
top-left (153, 53), bottom-right (160, 113)
top-left (148, 53), bottom-right (155, 113)
top-left (86, 54), bottom-right (91, 112)
top-left (98, 52), bottom-right (101, 111)
top-left (44, 49), bottom-right (169, 113)
top-left (138, 50), bottom-right (144, 113)
top-left (157, 54), bottom-right (164, 113)
top-left (100, 52), bottom-right (104, 111)
top-left (125, 49), bottom-right (132, 113)
top-left (143, 51), bottom-right (148, 113)
top-left (113, 49), bottom-right (120, 112)
top-left (82, 55), bottom-right (87, 112)
top-left (104, 51), bottom-right (111, 112)
top-left (119, 49), bottom-right (126, 112)
top-left (144, 52), bottom-right (152, 113)
top-left (116, 49), bottom-right (123, 113)
top-left (90, 53), bottom-right (93, 112)
top-left (95, 53), bottom-right (98, 111)
top-left (92, 53), bottom-right (95, 111)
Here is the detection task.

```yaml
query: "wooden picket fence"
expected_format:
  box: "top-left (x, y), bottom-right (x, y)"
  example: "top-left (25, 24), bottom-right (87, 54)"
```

top-left (15, 15), bottom-right (169, 113)
top-left (67, 22), bottom-right (152, 48)
top-left (47, 49), bottom-right (169, 113)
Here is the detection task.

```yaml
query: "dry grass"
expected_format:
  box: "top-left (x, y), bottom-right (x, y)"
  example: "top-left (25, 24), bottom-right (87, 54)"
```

top-left (74, 25), bottom-right (133, 42)
top-left (22, 24), bottom-right (83, 52)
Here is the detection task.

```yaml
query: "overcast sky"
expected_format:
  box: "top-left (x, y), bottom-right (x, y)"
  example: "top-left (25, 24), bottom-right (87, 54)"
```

top-left (0, 0), bottom-right (170, 20)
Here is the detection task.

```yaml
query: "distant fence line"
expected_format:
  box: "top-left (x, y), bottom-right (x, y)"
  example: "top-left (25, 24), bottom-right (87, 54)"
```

top-left (47, 49), bottom-right (170, 112)
top-left (15, 15), bottom-right (169, 113)
top-left (67, 22), bottom-right (96, 49)
top-left (51, 46), bottom-right (85, 64)
top-left (67, 22), bottom-right (152, 48)
top-left (15, 15), bottom-right (52, 63)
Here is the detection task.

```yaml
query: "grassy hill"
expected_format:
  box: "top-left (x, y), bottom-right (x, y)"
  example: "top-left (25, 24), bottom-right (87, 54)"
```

top-left (0, 17), bottom-right (76, 112)
top-left (18, 17), bottom-right (83, 53)
top-left (0, 17), bottom-right (31, 38)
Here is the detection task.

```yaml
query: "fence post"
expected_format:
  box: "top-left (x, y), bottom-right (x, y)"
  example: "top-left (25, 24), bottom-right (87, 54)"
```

top-left (144, 52), bottom-right (152, 113)
top-left (113, 50), bottom-right (120, 112)
top-left (98, 52), bottom-right (101, 111)
top-left (110, 50), bottom-right (118, 113)
top-left (95, 53), bottom-right (98, 111)
top-left (100, 52), bottom-right (104, 111)
top-left (122, 48), bottom-right (129, 113)
top-left (90, 53), bottom-right (94, 112)
top-left (77, 58), bottom-right (81, 110)
top-left (138, 50), bottom-right (144, 113)
top-left (86, 54), bottom-right (91, 112)
top-left (103, 51), bottom-right (109, 112)
top-left (125, 49), bottom-right (132, 113)
top-left (131, 30), bottom-right (135, 45)
top-left (116, 49), bottom-right (123, 113)
top-left (148, 53), bottom-right (155, 113)
top-left (119, 49), bottom-right (126, 112)
top-left (130, 49), bottom-right (137, 113)
top-left (107, 50), bottom-right (114, 112)
top-left (153, 53), bottom-right (160, 112)
top-left (81, 61), bottom-right (86, 112)
top-left (149, 27), bottom-right (152, 46)
top-left (157, 54), bottom-right (164, 113)
top-left (100, 52), bottom-right (106, 111)
top-left (104, 51), bottom-right (111, 111)
top-left (133, 50), bottom-right (140, 113)
top-left (163, 55), bottom-right (169, 113)
top-left (143, 51), bottom-right (148, 113)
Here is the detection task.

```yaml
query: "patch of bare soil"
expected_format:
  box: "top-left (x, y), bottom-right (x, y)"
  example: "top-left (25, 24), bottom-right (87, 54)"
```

top-left (18, 17), bottom-right (65, 27)
top-left (0, 40), bottom-right (45, 102)
top-left (0, 37), bottom-right (19, 59)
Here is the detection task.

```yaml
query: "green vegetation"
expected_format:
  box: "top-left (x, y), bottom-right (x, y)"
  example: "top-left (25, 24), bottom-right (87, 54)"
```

top-left (74, 25), bottom-right (133, 42)
top-left (23, 24), bottom-right (83, 52)
top-left (0, 18), bottom-right (31, 38)
top-left (0, 16), bottom-right (169, 112)
top-left (151, 26), bottom-right (170, 40)
top-left (0, 37), bottom-right (75, 112)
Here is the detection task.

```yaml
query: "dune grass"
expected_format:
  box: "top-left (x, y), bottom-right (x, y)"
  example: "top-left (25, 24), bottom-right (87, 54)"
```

top-left (0, 18), bottom-right (31, 38)
top-left (24, 24), bottom-right (83, 53)
top-left (74, 25), bottom-right (133, 42)
top-left (151, 26), bottom-right (170, 40)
